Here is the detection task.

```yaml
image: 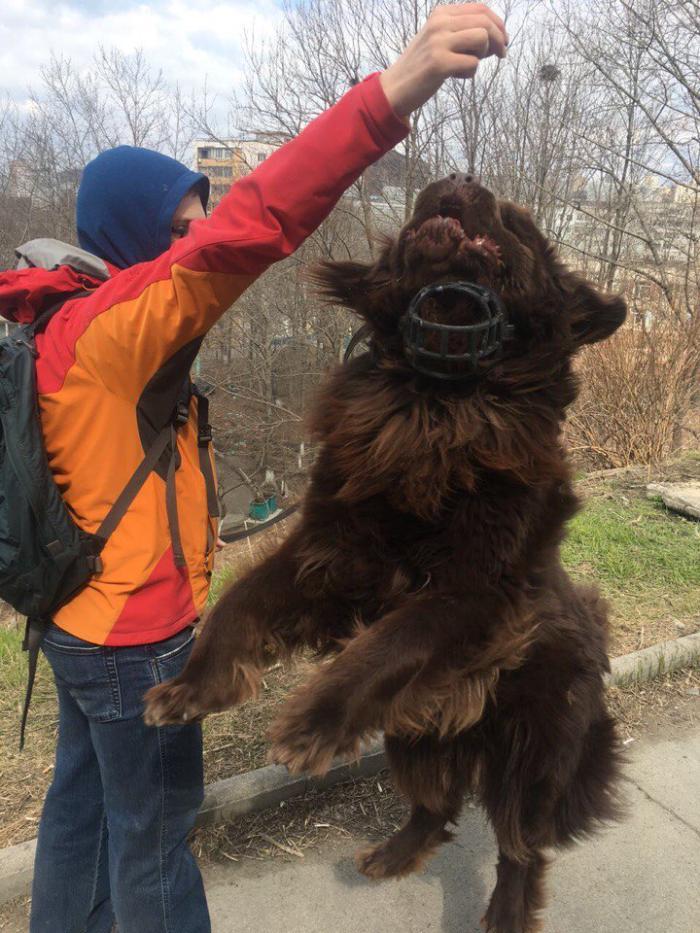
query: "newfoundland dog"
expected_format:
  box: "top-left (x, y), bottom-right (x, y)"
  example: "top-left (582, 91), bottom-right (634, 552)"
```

top-left (146, 173), bottom-right (627, 932)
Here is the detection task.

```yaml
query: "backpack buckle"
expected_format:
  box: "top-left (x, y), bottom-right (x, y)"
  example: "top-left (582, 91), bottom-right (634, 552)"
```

top-left (198, 424), bottom-right (213, 446)
top-left (174, 401), bottom-right (190, 426)
top-left (87, 555), bottom-right (104, 574)
top-left (14, 337), bottom-right (38, 358)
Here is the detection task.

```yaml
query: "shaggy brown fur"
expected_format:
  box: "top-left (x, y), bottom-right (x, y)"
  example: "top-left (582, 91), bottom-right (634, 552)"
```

top-left (145, 173), bottom-right (627, 932)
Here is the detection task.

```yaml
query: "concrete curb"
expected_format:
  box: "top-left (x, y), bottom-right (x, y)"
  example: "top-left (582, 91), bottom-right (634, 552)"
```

top-left (606, 631), bottom-right (700, 687)
top-left (2, 633), bottom-right (699, 906)
top-left (198, 740), bottom-right (386, 828)
top-left (0, 840), bottom-right (36, 909)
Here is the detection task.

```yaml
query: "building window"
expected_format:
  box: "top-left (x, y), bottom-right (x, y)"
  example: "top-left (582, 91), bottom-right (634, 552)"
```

top-left (201, 147), bottom-right (230, 161)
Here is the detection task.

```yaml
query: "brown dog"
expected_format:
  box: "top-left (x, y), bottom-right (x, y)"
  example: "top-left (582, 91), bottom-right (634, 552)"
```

top-left (146, 174), bottom-right (627, 932)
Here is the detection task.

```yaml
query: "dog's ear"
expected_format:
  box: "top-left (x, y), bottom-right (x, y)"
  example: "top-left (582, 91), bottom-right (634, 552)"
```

top-left (309, 259), bottom-right (375, 313)
top-left (566, 275), bottom-right (627, 346)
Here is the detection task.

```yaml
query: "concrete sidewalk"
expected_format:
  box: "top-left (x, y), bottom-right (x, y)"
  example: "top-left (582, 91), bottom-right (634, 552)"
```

top-left (1, 721), bottom-right (697, 931)
top-left (205, 724), bottom-right (700, 933)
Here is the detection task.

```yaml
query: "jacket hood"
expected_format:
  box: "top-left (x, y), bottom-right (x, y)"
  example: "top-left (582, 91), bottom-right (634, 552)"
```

top-left (0, 239), bottom-right (113, 324)
top-left (76, 145), bottom-right (210, 269)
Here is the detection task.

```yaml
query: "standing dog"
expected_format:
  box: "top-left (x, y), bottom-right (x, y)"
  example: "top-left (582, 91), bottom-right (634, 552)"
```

top-left (146, 174), bottom-right (626, 932)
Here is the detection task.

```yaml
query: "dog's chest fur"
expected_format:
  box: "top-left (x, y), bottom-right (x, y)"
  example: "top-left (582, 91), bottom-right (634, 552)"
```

top-left (298, 458), bottom-right (577, 628)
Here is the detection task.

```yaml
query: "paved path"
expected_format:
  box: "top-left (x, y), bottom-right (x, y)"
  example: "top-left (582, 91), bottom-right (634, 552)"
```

top-left (206, 724), bottom-right (700, 933)
top-left (2, 721), bottom-right (698, 931)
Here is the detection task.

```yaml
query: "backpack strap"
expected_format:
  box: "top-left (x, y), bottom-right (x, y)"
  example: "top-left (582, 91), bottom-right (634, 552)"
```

top-left (165, 424), bottom-right (186, 567)
top-left (194, 388), bottom-right (220, 520)
top-left (26, 289), bottom-right (93, 338)
top-left (19, 616), bottom-right (50, 751)
top-left (161, 382), bottom-right (197, 569)
top-left (99, 377), bottom-right (193, 570)
top-left (12, 291), bottom-right (92, 362)
top-left (94, 423), bottom-right (174, 548)
top-left (162, 383), bottom-right (221, 565)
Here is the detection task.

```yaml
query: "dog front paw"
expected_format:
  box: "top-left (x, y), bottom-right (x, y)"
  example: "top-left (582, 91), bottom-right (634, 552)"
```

top-left (268, 698), bottom-right (360, 776)
top-left (268, 727), bottom-right (361, 777)
top-left (144, 663), bottom-right (259, 726)
top-left (144, 678), bottom-right (206, 726)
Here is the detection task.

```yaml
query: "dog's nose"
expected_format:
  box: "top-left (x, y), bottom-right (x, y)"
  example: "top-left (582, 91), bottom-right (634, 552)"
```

top-left (449, 172), bottom-right (477, 186)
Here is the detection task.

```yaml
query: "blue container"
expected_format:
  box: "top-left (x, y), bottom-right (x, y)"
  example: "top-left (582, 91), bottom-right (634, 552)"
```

top-left (249, 499), bottom-right (270, 521)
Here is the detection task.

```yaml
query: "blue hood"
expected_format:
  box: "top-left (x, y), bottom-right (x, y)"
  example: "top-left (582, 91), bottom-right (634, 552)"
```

top-left (76, 146), bottom-right (210, 269)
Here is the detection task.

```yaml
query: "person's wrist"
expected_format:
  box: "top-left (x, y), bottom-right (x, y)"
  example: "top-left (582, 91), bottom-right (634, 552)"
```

top-left (379, 64), bottom-right (437, 118)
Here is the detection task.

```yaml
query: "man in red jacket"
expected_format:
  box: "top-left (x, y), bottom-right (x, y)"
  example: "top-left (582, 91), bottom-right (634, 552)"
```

top-left (1, 6), bottom-right (506, 931)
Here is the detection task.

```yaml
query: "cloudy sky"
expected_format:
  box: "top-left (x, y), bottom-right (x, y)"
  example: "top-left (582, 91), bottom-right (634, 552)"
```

top-left (1, 0), bottom-right (284, 104)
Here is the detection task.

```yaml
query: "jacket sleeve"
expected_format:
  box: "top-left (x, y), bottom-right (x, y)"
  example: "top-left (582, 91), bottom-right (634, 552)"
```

top-left (44, 75), bottom-right (409, 402)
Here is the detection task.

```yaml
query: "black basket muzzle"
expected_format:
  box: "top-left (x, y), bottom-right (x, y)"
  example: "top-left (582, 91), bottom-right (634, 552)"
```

top-left (399, 282), bottom-right (514, 381)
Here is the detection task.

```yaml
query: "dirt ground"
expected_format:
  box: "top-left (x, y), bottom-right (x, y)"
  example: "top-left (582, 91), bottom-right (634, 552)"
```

top-left (577, 453), bottom-right (700, 491)
top-left (1, 668), bottom-right (694, 933)
top-left (0, 457), bottom-right (698, 851)
top-left (190, 665), bottom-right (700, 866)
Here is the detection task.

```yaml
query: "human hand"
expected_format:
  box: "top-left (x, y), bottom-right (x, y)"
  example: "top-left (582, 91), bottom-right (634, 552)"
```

top-left (380, 3), bottom-right (508, 117)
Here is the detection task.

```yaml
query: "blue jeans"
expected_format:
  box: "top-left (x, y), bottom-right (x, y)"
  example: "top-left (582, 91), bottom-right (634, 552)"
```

top-left (31, 623), bottom-right (211, 933)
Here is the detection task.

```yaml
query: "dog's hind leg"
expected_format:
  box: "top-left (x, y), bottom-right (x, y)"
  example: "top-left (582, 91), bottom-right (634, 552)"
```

top-left (356, 733), bottom-right (471, 880)
top-left (356, 805), bottom-right (454, 880)
top-left (481, 851), bottom-right (547, 933)
top-left (480, 707), bottom-right (624, 933)
top-left (479, 751), bottom-right (553, 933)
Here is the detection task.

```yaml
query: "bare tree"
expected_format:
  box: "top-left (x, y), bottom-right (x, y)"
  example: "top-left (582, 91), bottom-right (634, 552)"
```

top-left (1, 2), bottom-right (697, 472)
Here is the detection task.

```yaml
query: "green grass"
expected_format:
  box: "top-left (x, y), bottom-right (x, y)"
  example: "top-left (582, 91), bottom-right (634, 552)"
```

top-left (0, 623), bottom-right (56, 721)
top-left (0, 625), bottom-right (31, 693)
top-left (563, 497), bottom-right (699, 589)
top-left (207, 567), bottom-right (236, 605)
top-left (563, 496), bottom-right (700, 642)
top-left (0, 623), bottom-right (58, 848)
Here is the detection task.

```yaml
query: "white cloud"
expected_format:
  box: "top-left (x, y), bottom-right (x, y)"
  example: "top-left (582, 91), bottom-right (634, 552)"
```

top-left (0, 0), bottom-right (283, 103)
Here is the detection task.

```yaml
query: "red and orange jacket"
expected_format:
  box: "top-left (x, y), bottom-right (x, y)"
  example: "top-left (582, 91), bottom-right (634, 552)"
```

top-left (0, 75), bottom-right (408, 646)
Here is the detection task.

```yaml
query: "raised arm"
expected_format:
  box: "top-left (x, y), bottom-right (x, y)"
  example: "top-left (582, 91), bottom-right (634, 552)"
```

top-left (42, 4), bottom-right (507, 402)
top-left (42, 75), bottom-right (407, 401)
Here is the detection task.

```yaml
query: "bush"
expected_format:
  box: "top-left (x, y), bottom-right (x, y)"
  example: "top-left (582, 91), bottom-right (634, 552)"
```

top-left (567, 312), bottom-right (700, 469)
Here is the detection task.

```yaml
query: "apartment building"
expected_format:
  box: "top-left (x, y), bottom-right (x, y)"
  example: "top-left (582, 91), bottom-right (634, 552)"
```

top-left (193, 136), bottom-right (280, 206)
